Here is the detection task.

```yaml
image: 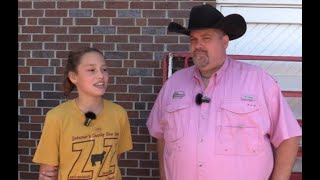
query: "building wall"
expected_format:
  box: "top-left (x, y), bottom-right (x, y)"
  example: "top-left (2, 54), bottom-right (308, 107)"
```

top-left (18, 0), bottom-right (301, 179)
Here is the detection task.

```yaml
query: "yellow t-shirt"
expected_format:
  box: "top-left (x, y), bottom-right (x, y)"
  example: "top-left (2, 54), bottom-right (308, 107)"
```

top-left (33, 99), bottom-right (133, 180)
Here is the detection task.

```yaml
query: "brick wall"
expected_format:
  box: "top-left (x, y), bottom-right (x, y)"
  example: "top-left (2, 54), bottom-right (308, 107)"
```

top-left (18, 1), bottom-right (214, 179)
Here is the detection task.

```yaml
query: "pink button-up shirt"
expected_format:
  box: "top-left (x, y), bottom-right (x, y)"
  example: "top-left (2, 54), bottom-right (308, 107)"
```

top-left (147, 56), bottom-right (302, 180)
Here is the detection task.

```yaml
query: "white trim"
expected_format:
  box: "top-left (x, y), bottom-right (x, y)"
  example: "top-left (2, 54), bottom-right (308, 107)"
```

top-left (285, 97), bottom-right (302, 119)
top-left (217, 0), bottom-right (301, 6)
top-left (219, 6), bottom-right (301, 24)
top-left (292, 157), bottom-right (302, 172)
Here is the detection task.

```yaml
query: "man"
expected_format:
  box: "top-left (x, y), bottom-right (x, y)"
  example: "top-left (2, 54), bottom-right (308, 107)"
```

top-left (146, 4), bottom-right (301, 180)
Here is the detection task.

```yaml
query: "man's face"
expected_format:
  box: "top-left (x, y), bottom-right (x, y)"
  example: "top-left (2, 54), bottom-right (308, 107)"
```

top-left (190, 28), bottom-right (229, 75)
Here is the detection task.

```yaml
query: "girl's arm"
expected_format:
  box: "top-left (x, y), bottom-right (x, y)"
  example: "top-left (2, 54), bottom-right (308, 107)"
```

top-left (38, 164), bottom-right (58, 180)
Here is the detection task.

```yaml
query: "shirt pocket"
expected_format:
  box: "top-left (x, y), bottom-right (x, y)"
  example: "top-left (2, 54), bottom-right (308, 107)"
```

top-left (215, 100), bottom-right (261, 156)
top-left (163, 102), bottom-right (189, 154)
top-left (164, 101), bottom-right (190, 129)
top-left (163, 129), bottom-right (183, 179)
top-left (165, 102), bottom-right (190, 113)
top-left (164, 129), bottom-right (183, 154)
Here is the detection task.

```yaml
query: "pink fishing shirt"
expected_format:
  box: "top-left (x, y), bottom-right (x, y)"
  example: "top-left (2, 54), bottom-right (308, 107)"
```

top-left (147, 56), bottom-right (302, 180)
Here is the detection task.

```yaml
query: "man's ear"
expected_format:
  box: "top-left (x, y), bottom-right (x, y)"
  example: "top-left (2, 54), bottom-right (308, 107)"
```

top-left (68, 71), bottom-right (78, 84)
top-left (223, 35), bottom-right (229, 49)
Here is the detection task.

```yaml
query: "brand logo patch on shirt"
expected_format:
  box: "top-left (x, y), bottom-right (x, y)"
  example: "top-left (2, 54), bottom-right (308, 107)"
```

top-left (172, 91), bottom-right (185, 99)
top-left (241, 95), bottom-right (255, 101)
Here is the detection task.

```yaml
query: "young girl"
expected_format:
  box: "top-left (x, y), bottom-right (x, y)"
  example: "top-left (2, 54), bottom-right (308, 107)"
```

top-left (33, 47), bottom-right (133, 180)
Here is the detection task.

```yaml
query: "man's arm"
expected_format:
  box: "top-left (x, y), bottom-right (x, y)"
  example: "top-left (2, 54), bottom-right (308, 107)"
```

top-left (38, 164), bottom-right (58, 180)
top-left (157, 138), bottom-right (166, 180)
top-left (270, 136), bottom-right (301, 180)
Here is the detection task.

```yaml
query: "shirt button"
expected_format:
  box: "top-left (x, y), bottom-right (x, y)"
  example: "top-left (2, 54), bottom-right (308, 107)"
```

top-left (200, 138), bottom-right (203, 142)
top-left (199, 164), bottom-right (202, 167)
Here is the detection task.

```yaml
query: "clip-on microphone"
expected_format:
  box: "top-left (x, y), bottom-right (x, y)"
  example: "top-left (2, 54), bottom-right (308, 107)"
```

top-left (84, 112), bottom-right (96, 126)
top-left (195, 93), bottom-right (211, 105)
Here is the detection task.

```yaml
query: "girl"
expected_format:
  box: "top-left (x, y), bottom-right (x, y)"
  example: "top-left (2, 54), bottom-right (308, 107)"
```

top-left (33, 47), bottom-right (132, 180)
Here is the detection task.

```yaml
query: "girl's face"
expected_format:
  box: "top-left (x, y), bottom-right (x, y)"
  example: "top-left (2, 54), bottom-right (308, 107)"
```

top-left (69, 51), bottom-right (109, 98)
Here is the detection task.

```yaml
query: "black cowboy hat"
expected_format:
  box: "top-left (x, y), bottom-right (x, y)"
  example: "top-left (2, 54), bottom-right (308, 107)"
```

top-left (168, 4), bottom-right (247, 40)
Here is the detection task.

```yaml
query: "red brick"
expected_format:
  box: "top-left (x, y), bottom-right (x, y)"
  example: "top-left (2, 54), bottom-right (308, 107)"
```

top-left (127, 111), bottom-right (139, 119)
top-left (45, 43), bottom-right (67, 50)
top-left (113, 18), bottom-right (135, 26)
top-left (116, 76), bottom-right (139, 84)
top-left (117, 94), bottom-right (140, 101)
top-left (63, 18), bottom-right (73, 25)
top-left (22, 10), bottom-right (44, 17)
top-left (20, 108), bottom-right (42, 115)
top-left (26, 59), bottom-right (49, 66)
top-left (130, 52), bottom-right (153, 59)
top-left (19, 1), bottom-right (32, 8)
top-left (27, 18), bottom-right (37, 25)
top-left (105, 2), bottom-right (129, 9)
top-left (127, 168), bottom-right (150, 176)
top-left (57, 2), bottom-right (79, 9)
top-left (20, 75), bottom-right (42, 82)
top-left (18, 67), bottom-right (30, 74)
top-left (18, 140), bottom-right (36, 147)
top-left (124, 60), bottom-right (134, 67)
top-left (26, 99), bottom-right (36, 107)
top-left (33, 35), bottom-right (55, 42)
top-left (116, 102), bottom-right (133, 110)
top-left (92, 43), bottom-right (115, 51)
top-left (68, 43), bottom-right (91, 50)
top-left (18, 164), bottom-right (29, 171)
top-left (45, 10), bottom-right (68, 17)
top-left (155, 2), bottom-right (178, 9)
top-left (75, 18), bottom-right (98, 25)
top-left (81, 35), bottom-right (104, 42)
top-left (30, 115), bottom-right (45, 123)
top-left (20, 123), bottom-right (42, 131)
top-left (118, 27), bottom-right (140, 34)
top-left (22, 26), bottom-right (43, 33)
top-left (18, 18), bottom-right (26, 25)
top-left (127, 152), bottom-right (150, 160)
top-left (132, 135), bottom-right (151, 143)
top-left (56, 35), bottom-right (79, 42)
top-left (18, 83), bottom-right (30, 91)
top-left (34, 2), bottom-right (55, 9)
top-left (94, 10), bottom-right (116, 17)
top-left (119, 159), bottom-right (139, 167)
top-left (20, 172), bottom-right (39, 180)
top-left (18, 34), bottom-right (31, 42)
top-left (136, 18), bottom-right (147, 26)
top-left (45, 26), bottom-right (67, 34)
top-left (81, 1), bottom-right (104, 8)
top-left (69, 26), bottom-right (91, 34)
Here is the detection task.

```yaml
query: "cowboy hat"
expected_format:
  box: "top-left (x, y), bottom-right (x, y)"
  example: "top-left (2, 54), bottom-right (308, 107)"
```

top-left (168, 4), bottom-right (247, 40)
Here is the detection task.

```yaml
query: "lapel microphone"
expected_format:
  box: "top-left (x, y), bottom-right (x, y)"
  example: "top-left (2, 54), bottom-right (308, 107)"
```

top-left (195, 93), bottom-right (211, 105)
top-left (84, 112), bottom-right (96, 126)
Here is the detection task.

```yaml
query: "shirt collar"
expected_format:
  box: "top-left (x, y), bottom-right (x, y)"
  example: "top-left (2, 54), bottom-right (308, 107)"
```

top-left (193, 56), bottom-right (230, 84)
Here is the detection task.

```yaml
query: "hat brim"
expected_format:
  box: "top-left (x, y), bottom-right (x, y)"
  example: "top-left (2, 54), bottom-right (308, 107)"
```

top-left (168, 14), bottom-right (246, 40)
